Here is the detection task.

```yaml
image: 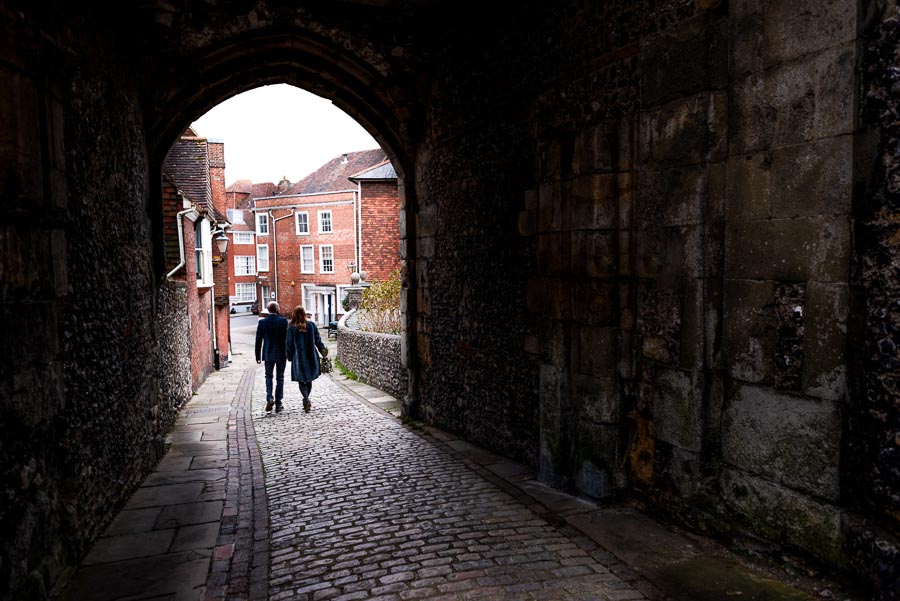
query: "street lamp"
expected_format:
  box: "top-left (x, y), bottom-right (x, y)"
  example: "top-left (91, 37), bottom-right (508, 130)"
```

top-left (215, 233), bottom-right (229, 255)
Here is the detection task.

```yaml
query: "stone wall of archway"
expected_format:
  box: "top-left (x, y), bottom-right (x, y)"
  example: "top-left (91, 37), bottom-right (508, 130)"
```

top-left (0, 0), bottom-right (897, 599)
top-left (0, 3), bottom-right (425, 598)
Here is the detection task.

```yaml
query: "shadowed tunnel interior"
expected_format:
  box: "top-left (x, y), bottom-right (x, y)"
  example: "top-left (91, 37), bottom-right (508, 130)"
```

top-left (1, 1), bottom-right (898, 599)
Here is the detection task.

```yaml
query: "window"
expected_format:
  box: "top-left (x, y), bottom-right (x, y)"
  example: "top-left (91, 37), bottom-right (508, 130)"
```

top-left (318, 210), bottom-right (333, 234)
top-left (320, 244), bottom-right (334, 274)
top-left (234, 255), bottom-right (256, 276)
top-left (256, 213), bottom-right (269, 235)
top-left (233, 231), bottom-right (254, 245)
top-left (194, 219), bottom-right (213, 287)
top-left (301, 245), bottom-right (315, 274)
top-left (226, 209), bottom-right (245, 224)
top-left (257, 244), bottom-right (269, 272)
top-left (235, 283), bottom-right (256, 302)
top-left (296, 211), bottom-right (309, 235)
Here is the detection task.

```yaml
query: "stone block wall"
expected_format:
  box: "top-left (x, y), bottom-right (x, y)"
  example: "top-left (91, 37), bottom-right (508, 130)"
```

top-left (1, 0), bottom-right (896, 597)
top-left (337, 312), bottom-right (408, 400)
top-left (412, 0), bottom-right (878, 576)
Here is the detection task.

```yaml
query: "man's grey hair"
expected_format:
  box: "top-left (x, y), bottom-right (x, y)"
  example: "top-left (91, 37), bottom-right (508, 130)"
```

top-left (267, 301), bottom-right (280, 314)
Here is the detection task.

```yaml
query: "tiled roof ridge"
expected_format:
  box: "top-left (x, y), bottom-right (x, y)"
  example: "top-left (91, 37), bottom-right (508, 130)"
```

top-left (286, 149), bottom-right (386, 195)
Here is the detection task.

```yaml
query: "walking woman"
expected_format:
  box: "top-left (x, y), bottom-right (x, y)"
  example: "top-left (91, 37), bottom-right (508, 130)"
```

top-left (286, 306), bottom-right (328, 412)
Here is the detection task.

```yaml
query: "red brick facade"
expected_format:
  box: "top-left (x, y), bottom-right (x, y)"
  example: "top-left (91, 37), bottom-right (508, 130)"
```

top-left (223, 152), bottom-right (400, 324)
top-left (359, 180), bottom-right (400, 282)
top-left (229, 218), bottom-right (258, 307)
top-left (255, 191), bottom-right (357, 322)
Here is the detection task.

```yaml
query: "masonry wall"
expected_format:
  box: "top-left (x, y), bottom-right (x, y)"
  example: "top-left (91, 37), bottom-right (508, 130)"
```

top-left (1, 1), bottom-right (895, 598)
top-left (157, 279), bottom-right (192, 427)
top-left (0, 5), bottom-right (164, 598)
top-left (413, 0), bottom-right (876, 576)
top-left (337, 312), bottom-right (408, 400)
top-left (360, 181), bottom-right (400, 282)
top-left (844, 5), bottom-right (900, 597)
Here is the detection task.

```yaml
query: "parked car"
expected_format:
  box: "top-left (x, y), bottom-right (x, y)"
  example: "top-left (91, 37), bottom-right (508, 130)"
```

top-left (251, 301), bottom-right (259, 315)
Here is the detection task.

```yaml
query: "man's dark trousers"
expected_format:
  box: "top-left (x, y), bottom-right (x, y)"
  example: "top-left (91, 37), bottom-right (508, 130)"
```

top-left (264, 359), bottom-right (286, 405)
top-left (255, 312), bottom-right (289, 406)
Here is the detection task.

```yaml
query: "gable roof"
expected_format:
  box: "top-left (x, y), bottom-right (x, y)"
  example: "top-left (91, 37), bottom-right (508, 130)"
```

top-left (163, 137), bottom-right (212, 212)
top-left (252, 182), bottom-right (277, 198)
top-left (226, 179), bottom-right (253, 194)
top-left (348, 160), bottom-right (397, 182)
top-left (286, 149), bottom-right (387, 195)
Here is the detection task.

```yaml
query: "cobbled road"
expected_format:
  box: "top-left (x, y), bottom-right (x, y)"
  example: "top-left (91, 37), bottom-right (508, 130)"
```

top-left (253, 373), bottom-right (643, 601)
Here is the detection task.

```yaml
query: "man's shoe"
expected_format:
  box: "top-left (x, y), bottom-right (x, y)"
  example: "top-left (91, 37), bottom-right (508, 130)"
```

top-left (265, 399), bottom-right (274, 412)
top-left (275, 403), bottom-right (284, 413)
top-left (303, 400), bottom-right (311, 413)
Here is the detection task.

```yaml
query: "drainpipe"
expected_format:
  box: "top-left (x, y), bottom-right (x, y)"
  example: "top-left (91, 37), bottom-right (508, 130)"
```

top-left (166, 205), bottom-right (200, 278)
top-left (356, 181), bottom-right (363, 274)
top-left (270, 210), bottom-right (294, 305)
top-left (210, 227), bottom-right (226, 364)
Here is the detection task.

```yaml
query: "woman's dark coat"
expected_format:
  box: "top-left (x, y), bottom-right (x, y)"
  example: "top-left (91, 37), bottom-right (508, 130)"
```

top-left (286, 322), bottom-right (326, 382)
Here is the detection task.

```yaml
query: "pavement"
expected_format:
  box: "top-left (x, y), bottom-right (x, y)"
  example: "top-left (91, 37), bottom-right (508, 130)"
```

top-left (54, 313), bottom-right (859, 601)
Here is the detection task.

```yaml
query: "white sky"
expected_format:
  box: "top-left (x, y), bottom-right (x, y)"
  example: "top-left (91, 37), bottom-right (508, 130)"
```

top-left (191, 84), bottom-right (380, 187)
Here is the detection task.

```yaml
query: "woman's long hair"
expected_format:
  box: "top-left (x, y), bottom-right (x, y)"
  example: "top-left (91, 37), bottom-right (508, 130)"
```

top-left (289, 306), bottom-right (307, 332)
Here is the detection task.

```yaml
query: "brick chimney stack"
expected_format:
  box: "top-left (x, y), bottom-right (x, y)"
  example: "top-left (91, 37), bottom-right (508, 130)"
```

top-left (208, 140), bottom-right (227, 216)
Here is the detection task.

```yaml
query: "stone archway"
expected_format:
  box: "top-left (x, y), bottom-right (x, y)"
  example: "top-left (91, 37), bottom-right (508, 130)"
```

top-left (145, 25), bottom-right (422, 414)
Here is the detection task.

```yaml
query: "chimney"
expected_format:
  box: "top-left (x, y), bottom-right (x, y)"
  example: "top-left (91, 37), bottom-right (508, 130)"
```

top-left (277, 175), bottom-right (291, 195)
top-left (342, 153), bottom-right (348, 164)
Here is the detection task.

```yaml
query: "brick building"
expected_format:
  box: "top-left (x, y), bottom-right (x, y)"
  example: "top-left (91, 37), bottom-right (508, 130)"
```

top-left (235, 149), bottom-right (399, 324)
top-left (161, 130), bottom-right (231, 389)
top-left (349, 160), bottom-right (401, 283)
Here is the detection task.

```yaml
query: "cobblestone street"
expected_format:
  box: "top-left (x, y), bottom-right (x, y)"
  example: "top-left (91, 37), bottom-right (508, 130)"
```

top-left (253, 375), bottom-right (641, 601)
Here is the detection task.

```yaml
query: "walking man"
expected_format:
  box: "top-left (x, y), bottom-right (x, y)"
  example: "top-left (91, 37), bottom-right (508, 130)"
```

top-left (255, 301), bottom-right (288, 412)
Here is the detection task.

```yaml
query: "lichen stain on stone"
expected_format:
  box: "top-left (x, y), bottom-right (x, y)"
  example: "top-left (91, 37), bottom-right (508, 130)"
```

top-left (773, 282), bottom-right (805, 391)
top-left (627, 411), bottom-right (656, 490)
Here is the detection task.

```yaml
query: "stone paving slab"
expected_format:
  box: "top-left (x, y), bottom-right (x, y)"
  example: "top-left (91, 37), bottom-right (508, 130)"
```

top-left (104, 507), bottom-right (163, 537)
top-left (156, 500), bottom-right (224, 529)
top-left (126, 482), bottom-right (206, 509)
top-left (58, 356), bottom-right (248, 601)
top-left (61, 551), bottom-right (210, 601)
top-left (144, 468), bottom-right (227, 486)
top-left (83, 529), bottom-right (176, 565)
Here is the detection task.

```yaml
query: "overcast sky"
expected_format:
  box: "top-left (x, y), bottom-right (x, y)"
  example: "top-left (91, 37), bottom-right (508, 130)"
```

top-left (191, 84), bottom-right (380, 187)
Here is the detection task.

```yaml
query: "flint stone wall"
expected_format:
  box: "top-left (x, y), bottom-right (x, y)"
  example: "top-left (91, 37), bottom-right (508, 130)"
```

top-left (337, 311), bottom-right (407, 400)
top-left (157, 279), bottom-right (192, 428)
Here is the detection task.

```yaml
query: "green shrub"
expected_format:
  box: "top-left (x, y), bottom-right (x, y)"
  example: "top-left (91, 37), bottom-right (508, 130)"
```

top-left (358, 269), bottom-right (401, 334)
